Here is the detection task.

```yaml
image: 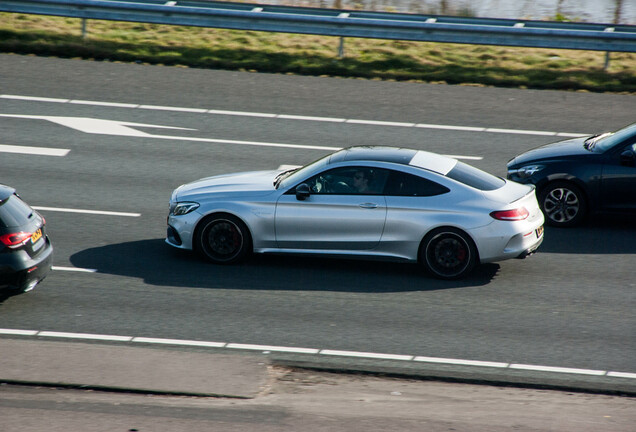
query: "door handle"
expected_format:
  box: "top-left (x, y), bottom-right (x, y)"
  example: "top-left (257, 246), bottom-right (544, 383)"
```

top-left (359, 203), bottom-right (379, 209)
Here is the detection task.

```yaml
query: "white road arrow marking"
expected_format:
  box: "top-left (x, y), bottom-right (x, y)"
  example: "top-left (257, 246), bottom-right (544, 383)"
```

top-left (0, 114), bottom-right (482, 157)
top-left (0, 114), bottom-right (194, 137)
top-left (0, 114), bottom-right (341, 151)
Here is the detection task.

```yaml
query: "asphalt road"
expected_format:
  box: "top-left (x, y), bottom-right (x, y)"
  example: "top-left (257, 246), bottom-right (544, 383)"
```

top-left (0, 54), bottom-right (635, 386)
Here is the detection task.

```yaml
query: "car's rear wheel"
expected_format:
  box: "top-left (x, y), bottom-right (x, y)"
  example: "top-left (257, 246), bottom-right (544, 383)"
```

top-left (539, 181), bottom-right (587, 227)
top-left (421, 228), bottom-right (477, 280)
top-left (196, 214), bottom-right (251, 264)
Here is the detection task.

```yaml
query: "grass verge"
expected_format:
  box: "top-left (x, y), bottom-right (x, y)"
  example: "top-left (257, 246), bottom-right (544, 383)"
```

top-left (2, 13), bottom-right (635, 93)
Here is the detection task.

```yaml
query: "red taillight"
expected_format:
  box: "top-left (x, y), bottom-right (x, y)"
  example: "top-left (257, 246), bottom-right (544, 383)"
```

top-left (0, 231), bottom-right (32, 247)
top-left (490, 207), bottom-right (530, 221)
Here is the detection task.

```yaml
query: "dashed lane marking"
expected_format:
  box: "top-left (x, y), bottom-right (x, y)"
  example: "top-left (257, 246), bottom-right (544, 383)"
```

top-left (33, 206), bottom-right (141, 217)
top-left (0, 143), bottom-right (70, 157)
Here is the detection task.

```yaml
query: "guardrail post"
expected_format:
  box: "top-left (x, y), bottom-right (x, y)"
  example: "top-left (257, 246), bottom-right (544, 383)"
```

top-left (81, 18), bottom-right (87, 40)
top-left (604, 51), bottom-right (611, 70)
top-left (337, 12), bottom-right (349, 59)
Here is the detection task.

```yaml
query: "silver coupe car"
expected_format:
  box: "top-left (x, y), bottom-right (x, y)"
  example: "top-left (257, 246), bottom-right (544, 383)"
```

top-left (166, 146), bottom-right (544, 279)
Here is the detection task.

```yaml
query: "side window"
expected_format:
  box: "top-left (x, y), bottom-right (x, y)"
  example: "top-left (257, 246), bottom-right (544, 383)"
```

top-left (383, 171), bottom-right (450, 197)
top-left (301, 167), bottom-right (389, 195)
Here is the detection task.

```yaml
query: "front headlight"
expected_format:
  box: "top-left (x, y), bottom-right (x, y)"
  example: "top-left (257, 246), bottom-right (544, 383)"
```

top-left (508, 164), bottom-right (545, 179)
top-left (170, 201), bottom-right (200, 216)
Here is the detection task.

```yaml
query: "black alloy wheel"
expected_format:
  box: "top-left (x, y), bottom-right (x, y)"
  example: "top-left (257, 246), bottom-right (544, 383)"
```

top-left (421, 228), bottom-right (477, 280)
top-left (197, 214), bottom-right (251, 264)
top-left (539, 182), bottom-right (587, 227)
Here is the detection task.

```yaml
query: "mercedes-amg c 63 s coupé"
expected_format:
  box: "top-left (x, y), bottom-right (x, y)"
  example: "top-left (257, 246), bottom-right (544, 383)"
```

top-left (167, 146), bottom-right (544, 279)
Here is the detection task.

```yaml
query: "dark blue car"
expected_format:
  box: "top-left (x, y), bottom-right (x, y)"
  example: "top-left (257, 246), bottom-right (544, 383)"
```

top-left (507, 122), bottom-right (636, 227)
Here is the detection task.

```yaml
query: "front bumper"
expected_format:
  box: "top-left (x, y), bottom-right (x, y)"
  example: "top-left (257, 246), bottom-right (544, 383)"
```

top-left (165, 211), bottom-right (201, 251)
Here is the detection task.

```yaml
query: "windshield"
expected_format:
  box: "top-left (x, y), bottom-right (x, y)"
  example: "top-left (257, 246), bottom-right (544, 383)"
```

top-left (585, 123), bottom-right (636, 152)
top-left (277, 152), bottom-right (333, 189)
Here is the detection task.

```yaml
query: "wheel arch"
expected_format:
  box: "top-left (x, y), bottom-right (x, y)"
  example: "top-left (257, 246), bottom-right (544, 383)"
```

top-left (192, 211), bottom-right (254, 255)
top-left (536, 174), bottom-right (593, 209)
top-left (417, 225), bottom-right (481, 265)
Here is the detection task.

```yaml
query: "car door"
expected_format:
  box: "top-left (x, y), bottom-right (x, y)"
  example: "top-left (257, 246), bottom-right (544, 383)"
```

top-left (274, 167), bottom-right (387, 251)
top-left (600, 141), bottom-right (636, 211)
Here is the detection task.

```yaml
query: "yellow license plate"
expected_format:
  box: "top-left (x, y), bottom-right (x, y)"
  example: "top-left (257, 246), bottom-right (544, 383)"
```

top-left (536, 225), bottom-right (544, 238)
top-left (31, 228), bottom-right (43, 243)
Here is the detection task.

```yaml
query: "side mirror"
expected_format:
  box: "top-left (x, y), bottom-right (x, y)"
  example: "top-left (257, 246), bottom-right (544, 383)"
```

top-left (295, 183), bottom-right (311, 201)
top-left (620, 150), bottom-right (636, 167)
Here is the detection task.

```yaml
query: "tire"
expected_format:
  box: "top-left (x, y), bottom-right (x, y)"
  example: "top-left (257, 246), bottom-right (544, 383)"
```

top-left (421, 228), bottom-right (477, 280)
top-left (196, 214), bottom-right (251, 264)
top-left (538, 182), bottom-right (587, 227)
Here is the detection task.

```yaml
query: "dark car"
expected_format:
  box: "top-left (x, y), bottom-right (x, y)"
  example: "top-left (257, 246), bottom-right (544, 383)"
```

top-left (507, 122), bottom-right (636, 227)
top-left (0, 185), bottom-right (52, 293)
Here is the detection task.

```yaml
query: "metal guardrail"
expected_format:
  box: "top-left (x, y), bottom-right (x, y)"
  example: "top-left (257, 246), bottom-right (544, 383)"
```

top-left (2, 0), bottom-right (636, 52)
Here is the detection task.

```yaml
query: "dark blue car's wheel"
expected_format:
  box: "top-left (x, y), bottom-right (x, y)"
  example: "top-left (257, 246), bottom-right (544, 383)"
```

top-left (196, 214), bottom-right (251, 264)
top-left (539, 182), bottom-right (587, 227)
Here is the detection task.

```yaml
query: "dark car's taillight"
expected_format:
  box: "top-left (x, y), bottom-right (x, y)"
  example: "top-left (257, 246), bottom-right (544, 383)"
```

top-left (0, 231), bottom-right (32, 248)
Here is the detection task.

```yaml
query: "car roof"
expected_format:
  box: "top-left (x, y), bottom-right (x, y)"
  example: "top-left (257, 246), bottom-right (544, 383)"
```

top-left (329, 146), bottom-right (457, 175)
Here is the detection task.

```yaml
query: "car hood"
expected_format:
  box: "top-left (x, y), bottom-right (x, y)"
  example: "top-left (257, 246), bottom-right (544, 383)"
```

top-left (174, 170), bottom-right (281, 200)
top-left (507, 136), bottom-right (591, 167)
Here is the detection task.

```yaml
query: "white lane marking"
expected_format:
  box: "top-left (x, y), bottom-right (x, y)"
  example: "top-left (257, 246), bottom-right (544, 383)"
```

top-left (0, 328), bottom-right (634, 380)
top-left (139, 105), bottom-right (208, 113)
top-left (1, 94), bottom-right (588, 137)
top-left (608, 371), bottom-right (636, 379)
top-left (33, 206), bottom-right (141, 217)
top-left (509, 364), bottom-right (606, 376)
top-left (0, 144), bottom-right (70, 157)
top-left (226, 343), bottom-right (320, 354)
top-left (1, 95), bottom-right (70, 103)
top-left (416, 123), bottom-right (485, 132)
top-left (70, 100), bottom-right (139, 108)
top-left (347, 119), bottom-right (416, 127)
top-left (320, 349), bottom-right (414, 361)
top-left (37, 331), bottom-right (133, 342)
top-left (414, 356), bottom-right (508, 368)
top-left (278, 114), bottom-right (346, 122)
top-left (133, 337), bottom-right (226, 348)
top-left (208, 109), bottom-right (276, 118)
top-left (0, 329), bottom-right (38, 336)
top-left (485, 128), bottom-right (556, 136)
top-left (52, 266), bottom-right (97, 273)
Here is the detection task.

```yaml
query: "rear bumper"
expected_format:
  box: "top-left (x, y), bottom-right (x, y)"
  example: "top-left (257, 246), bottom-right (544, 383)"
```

top-left (0, 237), bottom-right (53, 292)
top-left (515, 234), bottom-right (544, 259)
top-left (471, 220), bottom-right (545, 264)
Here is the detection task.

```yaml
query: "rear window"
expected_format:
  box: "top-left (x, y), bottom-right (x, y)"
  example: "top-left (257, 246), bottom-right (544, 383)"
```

top-left (384, 171), bottom-right (450, 197)
top-left (446, 162), bottom-right (505, 191)
top-left (0, 194), bottom-right (34, 228)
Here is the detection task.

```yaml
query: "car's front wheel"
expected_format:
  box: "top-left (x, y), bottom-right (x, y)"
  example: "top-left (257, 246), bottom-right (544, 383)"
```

top-left (538, 181), bottom-right (587, 227)
top-left (421, 228), bottom-right (477, 280)
top-left (196, 214), bottom-right (251, 264)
